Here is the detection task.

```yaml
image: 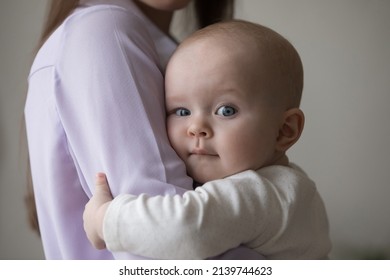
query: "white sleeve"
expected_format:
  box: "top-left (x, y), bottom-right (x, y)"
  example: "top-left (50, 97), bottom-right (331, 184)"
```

top-left (103, 170), bottom-right (286, 259)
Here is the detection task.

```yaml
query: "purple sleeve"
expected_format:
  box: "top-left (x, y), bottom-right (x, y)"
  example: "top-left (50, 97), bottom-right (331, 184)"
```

top-left (56, 7), bottom-right (193, 198)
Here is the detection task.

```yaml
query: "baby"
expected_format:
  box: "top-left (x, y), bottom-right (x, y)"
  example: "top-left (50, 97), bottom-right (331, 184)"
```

top-left (83, 20), bottom-right (331, 259)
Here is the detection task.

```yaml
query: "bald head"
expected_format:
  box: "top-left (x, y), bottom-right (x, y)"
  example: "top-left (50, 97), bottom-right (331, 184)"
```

top-left (173, 20), bottom-right (304, 109)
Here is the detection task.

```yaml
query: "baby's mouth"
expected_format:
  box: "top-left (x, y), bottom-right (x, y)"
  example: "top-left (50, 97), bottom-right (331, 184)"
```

top-left (190, 148), bottom-right (218, 157)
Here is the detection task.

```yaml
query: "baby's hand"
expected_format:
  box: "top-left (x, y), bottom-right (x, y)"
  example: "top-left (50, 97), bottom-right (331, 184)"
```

top-left (83, 173), bottom-right (113, 250)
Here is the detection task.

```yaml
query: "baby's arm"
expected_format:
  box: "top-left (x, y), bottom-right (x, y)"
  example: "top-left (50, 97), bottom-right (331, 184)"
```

top-left (84, 170), bottom-right (285, 259)
top-left (84, 167), bottom-right (331, 260)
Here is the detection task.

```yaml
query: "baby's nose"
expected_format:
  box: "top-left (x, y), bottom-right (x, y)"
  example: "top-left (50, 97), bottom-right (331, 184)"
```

top-left (187, 119), bottom-right (212, 138)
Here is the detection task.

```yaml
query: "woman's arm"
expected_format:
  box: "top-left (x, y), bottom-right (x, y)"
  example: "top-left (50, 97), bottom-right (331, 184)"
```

top-left (57, 6), bottom-right (193, 198)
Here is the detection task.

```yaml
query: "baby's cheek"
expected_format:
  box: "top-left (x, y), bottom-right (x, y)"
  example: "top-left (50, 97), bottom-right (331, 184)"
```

top-left (231, 138), bottom-right (264, 170)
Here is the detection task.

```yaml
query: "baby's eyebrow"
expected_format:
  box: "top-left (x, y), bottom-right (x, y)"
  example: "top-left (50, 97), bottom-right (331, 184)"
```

top-left (165, 96), bottom-right (186, 109)
top-left (214, 86), bottom-right (240, 93)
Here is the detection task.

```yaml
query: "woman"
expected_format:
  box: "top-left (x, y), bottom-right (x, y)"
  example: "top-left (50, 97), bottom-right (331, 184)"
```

top-left (25, 0), bottom-right (260, 260)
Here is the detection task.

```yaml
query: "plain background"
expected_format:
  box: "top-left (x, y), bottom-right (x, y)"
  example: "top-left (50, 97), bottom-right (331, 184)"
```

top-left (1, 0), bottom-right (389, 260)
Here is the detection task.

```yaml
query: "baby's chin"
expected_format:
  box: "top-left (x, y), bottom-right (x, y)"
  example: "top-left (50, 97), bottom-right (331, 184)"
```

top-left (189, 172), bottom-right (217, 185)
top-left (189, 170), bottom-right (234, 185)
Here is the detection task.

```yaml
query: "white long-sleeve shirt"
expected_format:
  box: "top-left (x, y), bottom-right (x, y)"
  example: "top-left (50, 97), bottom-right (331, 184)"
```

top-left (104, 164), bottom-right (331, 259)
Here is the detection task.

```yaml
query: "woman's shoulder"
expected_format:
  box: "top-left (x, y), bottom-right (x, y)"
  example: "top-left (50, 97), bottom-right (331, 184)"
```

top-left (64, 1), bottom-right (148, 38)
top-left (56, 1), bottom-right (159, 65)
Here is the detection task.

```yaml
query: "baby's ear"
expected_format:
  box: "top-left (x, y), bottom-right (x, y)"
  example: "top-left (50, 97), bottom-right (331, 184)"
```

top-left (276, 108), bottom-right (305, 152)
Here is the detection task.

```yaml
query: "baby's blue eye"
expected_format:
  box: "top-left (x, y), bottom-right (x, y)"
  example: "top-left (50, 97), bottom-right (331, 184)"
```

top-left (175, 108), bottom-right (191, 116)
top-left (216, 105), bottom-right (237, 117)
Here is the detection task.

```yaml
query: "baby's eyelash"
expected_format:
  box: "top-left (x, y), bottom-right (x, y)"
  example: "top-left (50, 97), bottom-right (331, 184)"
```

top-left (171, 107), bottom-right (191, 117)
top-left (215, 105), bottom-right (238, 117)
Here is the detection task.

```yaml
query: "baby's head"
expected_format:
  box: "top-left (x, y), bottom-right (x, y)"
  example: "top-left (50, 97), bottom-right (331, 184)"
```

top-left (165, 20), bottom-right (305, 184)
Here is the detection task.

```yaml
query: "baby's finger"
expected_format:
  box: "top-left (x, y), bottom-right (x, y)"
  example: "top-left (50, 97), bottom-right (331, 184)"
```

top-left (95, 172), bottom-right (108, 185)
top-left (95, 173), bottom-right (112, 196)
top-left (92, 239), bottom-right (107, 250)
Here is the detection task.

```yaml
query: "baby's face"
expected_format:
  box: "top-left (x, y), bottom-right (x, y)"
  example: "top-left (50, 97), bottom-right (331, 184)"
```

top-left (165, 38), bottom-right (284, 183)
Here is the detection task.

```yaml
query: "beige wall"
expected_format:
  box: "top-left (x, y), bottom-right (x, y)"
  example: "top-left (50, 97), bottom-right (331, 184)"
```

top-left (0, 0), bottom-right (48, 259)
top-left (1, 0), bottom-right (389, 259)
